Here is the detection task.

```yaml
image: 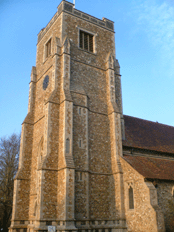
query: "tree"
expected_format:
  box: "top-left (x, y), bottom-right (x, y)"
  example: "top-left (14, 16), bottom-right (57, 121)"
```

top-left (167, 199), bottom-right (174, 232)
top-left (0, 133), bottom-right (20, 232)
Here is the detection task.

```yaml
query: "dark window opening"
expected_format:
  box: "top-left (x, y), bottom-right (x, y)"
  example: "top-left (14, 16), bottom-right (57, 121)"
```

top-left (46, 221), bottom-right (52, 226)
top-left (129, 186), bottom-right (134, 209)
top-left (79, 139), bottom-right (81, 148)
top-left (79, 30), bottom-right (93, 52)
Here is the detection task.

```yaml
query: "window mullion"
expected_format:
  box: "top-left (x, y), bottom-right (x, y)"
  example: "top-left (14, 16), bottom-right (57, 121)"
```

top-left (87, 34), bottom-right (89, 51)
top-left (82, 32), bottom-right (84, 50)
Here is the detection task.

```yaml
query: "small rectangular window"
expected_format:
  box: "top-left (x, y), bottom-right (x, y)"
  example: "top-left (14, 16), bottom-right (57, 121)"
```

top-left (79, 139), bottom-right (81, 148)
top-left (45, 39), bottom-right (51, 58)
top-left (80, 172), bottom-right (82, 181)
top-left (79, 30), bottom-right (93, 52)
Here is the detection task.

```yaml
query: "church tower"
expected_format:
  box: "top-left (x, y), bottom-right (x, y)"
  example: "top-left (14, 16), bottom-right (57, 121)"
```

top-left (10, 1), bottom-right (126, 232)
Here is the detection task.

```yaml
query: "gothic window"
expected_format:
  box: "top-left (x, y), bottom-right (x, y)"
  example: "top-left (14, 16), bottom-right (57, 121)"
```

top-left (45, 38), bottom-right (51, 58)
top-left (128, 186), bottom-right (134, 209)
top-left (78, 107), bottom-right (81, 115)
top-left (66, 138), bottom-right (70, 153)
top-left (79, 30), bottom-right (93, 52)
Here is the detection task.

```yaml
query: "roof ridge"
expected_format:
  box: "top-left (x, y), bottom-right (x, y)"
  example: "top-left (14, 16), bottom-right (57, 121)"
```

top-left (123, 114), bottom-right (174, 129)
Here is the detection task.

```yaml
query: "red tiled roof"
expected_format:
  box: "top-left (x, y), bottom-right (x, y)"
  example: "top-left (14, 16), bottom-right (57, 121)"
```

top-left (123, 155), bottom-right (174, 180)
top-left (123, 115), bottom-right (174, 154)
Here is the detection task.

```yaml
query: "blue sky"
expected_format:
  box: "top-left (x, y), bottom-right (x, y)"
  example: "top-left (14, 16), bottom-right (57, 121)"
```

top-left (0, 0), bottom-right (174, 138)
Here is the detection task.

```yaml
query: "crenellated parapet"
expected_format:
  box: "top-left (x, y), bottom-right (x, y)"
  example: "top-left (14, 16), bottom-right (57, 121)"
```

top-left (37, 0), bottom-right (114, 44)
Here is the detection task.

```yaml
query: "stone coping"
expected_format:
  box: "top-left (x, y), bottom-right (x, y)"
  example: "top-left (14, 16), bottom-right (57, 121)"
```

top-left (37, 0), bottom-right (114, 44)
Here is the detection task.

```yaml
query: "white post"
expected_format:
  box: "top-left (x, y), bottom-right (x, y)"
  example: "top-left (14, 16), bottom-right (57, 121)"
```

top-left (73, 0), bottom-right (75, 8)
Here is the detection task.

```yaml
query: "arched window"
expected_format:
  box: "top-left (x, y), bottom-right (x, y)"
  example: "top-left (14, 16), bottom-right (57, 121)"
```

top-left (129, 186), bottom-right (134, 209)
top-left (37, 136), bottom-right (44, 166)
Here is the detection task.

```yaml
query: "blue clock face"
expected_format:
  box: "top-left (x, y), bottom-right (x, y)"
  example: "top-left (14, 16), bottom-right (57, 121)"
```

top-left (48, 226), bottom-right (56, 232)
top-left (43, 75), bottom-right (49, 90)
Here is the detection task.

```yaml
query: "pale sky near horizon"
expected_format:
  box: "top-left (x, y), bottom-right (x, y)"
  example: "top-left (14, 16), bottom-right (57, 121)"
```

top-left (0, 0), bottom-right (174, 138)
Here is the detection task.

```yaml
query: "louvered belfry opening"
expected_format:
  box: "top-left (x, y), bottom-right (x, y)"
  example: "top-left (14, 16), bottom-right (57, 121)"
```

top-left (79, 30), bottom-right (93, 52)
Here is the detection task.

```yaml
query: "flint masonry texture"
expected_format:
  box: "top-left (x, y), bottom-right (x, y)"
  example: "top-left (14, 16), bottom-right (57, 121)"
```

top-left (10, 1), bottom-right (126, 231)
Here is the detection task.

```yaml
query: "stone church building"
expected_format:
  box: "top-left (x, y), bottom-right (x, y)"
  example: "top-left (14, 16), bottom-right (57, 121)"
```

top-left (9, 1), bottom-right (174, 232)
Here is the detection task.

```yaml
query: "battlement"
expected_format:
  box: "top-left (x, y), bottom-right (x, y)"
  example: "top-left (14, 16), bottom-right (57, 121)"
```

top-left (37, 0), bottom-right (114, 43)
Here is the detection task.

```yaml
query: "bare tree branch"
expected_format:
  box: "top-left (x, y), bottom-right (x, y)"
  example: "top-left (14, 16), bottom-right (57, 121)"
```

top-left (0, 133), bottom-right (20, 232)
